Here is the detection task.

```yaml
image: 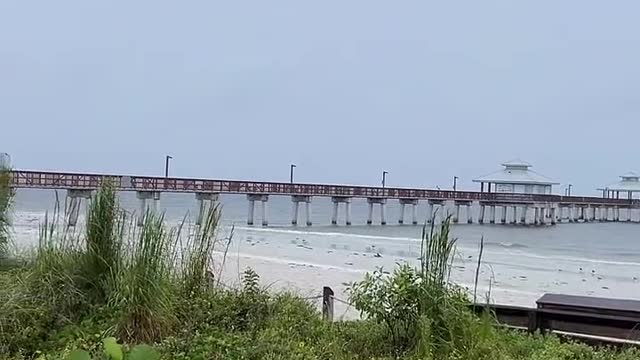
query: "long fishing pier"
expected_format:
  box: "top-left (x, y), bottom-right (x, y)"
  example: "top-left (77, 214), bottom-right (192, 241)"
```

top-left (9, 170), bottom-right (639, 227)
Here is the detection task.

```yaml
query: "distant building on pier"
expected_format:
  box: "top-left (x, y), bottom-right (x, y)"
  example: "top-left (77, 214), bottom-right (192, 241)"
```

top-left (597, 172), bottom-right (640, 199)
top-left (473, 160), bottom-right (558, 194)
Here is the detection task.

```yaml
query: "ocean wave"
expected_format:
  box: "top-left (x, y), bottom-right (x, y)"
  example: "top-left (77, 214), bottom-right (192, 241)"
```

top-left (233, 226), bottom-right (640, 268)
top-left (233, 226), bottom-right (421, 243)
top-left (484, 241), bottom-right (528, 249)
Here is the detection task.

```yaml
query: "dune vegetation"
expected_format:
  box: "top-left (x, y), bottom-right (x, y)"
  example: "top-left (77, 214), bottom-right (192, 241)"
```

top-left (0, 181), bottom-right (638, 359)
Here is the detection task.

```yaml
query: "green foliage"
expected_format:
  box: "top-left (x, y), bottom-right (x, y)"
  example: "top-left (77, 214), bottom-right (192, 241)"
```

top-left (102, 337), bottom-right (123, 360)
top-left (67, 349), bottom-right (91, 360)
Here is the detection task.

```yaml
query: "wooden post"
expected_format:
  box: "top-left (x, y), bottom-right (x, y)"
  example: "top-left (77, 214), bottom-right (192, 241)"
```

top-left (527, 309), bottom-right (539, 334)
top-left (322, 286), bottom-right (334, 322)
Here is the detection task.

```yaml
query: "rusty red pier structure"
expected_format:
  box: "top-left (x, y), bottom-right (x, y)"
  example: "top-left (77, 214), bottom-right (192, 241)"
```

top-left (9, 170), bottom-right (639, 227)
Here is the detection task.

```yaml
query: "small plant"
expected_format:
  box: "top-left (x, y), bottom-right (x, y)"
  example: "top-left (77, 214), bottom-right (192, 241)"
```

top-left (348, 216), bottom-right (490, 357)
top-left (67, 337), bottom-right (160, 360)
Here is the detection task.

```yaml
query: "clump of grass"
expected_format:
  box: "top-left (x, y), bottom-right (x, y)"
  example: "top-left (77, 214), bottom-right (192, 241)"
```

top-left (109, 211), bottom-right (178, 343)
top-left (83, 181), bottom-right (125, 300)
top-left (181, 201), bottom-right (222, 296)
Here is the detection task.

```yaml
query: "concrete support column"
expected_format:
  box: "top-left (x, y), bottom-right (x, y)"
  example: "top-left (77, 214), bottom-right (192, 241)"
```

top-left (293, 196), bottom-right (313, 224)
top-left (454, 204), bottom-right (461, 223)
top-left (247, 200), bottom-right (255, 225)
top-left (331, 202), bottom-right (339, 225)
top-left (291, 202), bottom-right (300, 226)
top-left (614, 206), bottom-right (620, 222)
top-left (261, 199), bottom-right (269, 226)
top-left (600, 206), bottom-right (607, 221)
top-left (426, 202), bottom-right (434, 223)
top-left (511, 206), bottom-right (518, 224)
top-left (366, 198), bottom-right (385, 225)
top-left (501, 206), bottom-right (507, 224)
top-left (136, 191), bottom-right (160, 226)
top-left (247, 194), bottom-right (268, 226)
top-left (550, 207), bottom-right (557, 225)
top-left (65, 189), bottom-right (92, 227)
top-left (521, 206), bottom-right (528, 224)
top-left (400, 199), bottom-right (419, 225)
top-left (196, 193), bottom-right (219, 226)
top-left (305, 201), bottom-right (312, 226)
top-left (534, 207), bottom-right (540, 225)
top-left (439, 202), bottom-right (448, 223)
top-left (345, 201), bottom-right (352, 226)
top-left (628, 208), bottom-right (633, 222)
top-left (489, 205), bottom-right (496, 224)
top-left (67, 197), bottom-right (82, 227)
top-left (467, 204), bottom-right (473, 224)
top-left (539, 207), bottom-right (546, 225)
top-left (479, 205), bottom-right (486, 224)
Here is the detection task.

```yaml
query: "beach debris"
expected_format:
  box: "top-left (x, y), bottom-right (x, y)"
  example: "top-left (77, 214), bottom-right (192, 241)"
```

top-left (345, 262), bottom-right (353, 266)
top-left (374, 252), bottom-right (382, 258)
top-left (601, 286), bottom-right (609, 290)
top-left (633, 276), bottom-right (638, 281)
top-left (582, 279), bottom-right (587, 282)
top-left (597, 276), bottom-right (603, 280)
top-left (579, 267), bottom-right (583, 271)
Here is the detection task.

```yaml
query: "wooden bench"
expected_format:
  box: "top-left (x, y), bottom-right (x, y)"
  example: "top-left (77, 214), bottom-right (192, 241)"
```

top-left (534, 293), bottom-right (640, 340)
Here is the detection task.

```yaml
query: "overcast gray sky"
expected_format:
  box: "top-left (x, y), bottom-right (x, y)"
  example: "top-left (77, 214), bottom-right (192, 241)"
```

top-left (1, 1), bottom-right (639, 195)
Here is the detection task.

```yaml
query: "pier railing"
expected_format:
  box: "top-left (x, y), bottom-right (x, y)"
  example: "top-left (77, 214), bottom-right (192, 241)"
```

top-left (10, 170), bottom-right (636, 206)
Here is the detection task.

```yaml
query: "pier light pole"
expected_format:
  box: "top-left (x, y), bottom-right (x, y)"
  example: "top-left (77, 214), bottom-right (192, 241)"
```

top-left (568, 184), bottom-right (573, 196)
top-left (453, 176), bottom-right (459, 192)
top-left (290, 164), bottom-right (296, 183)
top-left (382, 171), bottom-right (388, 188)
top-left (164, 155), bottom-right (172, 178)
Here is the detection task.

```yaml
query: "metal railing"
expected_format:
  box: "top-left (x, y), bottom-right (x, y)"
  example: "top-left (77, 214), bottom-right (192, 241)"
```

top-left (10, 170), bottom-right (637, 206)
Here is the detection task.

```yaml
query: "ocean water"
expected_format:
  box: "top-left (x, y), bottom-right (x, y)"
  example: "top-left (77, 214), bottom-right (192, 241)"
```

top-left (8, 189), bottom-right (640, 317)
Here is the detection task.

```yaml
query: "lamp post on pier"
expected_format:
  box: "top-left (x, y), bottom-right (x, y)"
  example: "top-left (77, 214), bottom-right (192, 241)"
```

top-left (164, 155), bottom-right (172, 178)
top-left (290, 164), bottom-right (296, 183)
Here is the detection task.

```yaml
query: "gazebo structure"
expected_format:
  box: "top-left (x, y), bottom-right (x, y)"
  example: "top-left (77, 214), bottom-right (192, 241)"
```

top-left (473, 160), bottom-right (559, 194)
top-left (597, 172), bottom-right (640, 200)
